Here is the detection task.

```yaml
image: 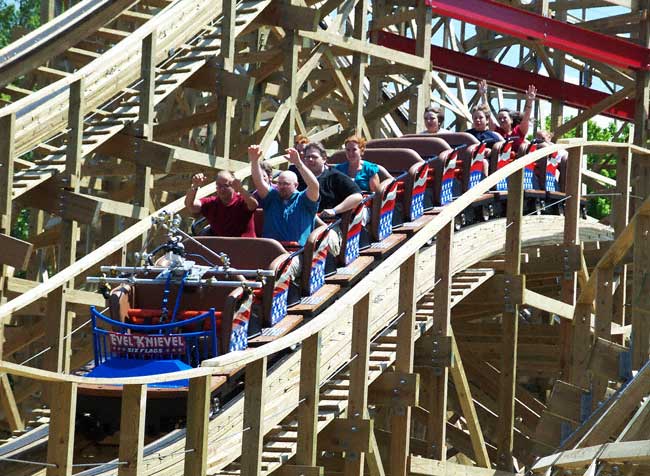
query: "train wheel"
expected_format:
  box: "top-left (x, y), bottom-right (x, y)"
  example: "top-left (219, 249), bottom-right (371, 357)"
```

top-left (454, 215), bottom-right (463, 231)
top-left (580, 205), bottom-right (588, 219)
top-left (534, 198), bottom-right (544, 215)
top-left (481, 204), bottom-right (491, 221)
top-left (557, 203), bottom-right (565, 216)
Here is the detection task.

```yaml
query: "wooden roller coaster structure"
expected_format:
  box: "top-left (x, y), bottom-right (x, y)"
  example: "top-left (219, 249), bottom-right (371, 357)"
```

top-left (0, 0), bottom-right (650, 475)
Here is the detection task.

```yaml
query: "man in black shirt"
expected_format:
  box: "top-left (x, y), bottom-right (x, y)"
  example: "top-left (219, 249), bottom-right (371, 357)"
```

top-left (295, 142), bottom-right (363, 217)
top-left (292, 141), bottom-right (364, 257)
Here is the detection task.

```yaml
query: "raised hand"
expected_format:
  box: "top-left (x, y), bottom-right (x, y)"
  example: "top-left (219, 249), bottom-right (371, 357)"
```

top-left (526, 84), bottom-right (537, 101)
top-left (191, 173), bottom-right (208, 188)
top-left (248, 144), bottom-right (263, 162)
top-left (478, 79), bottom-right (488, 96)
top-left (285, 147), bottom-right (301, 165)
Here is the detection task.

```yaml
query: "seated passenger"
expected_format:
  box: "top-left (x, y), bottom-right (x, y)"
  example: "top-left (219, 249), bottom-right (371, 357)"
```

top-left (249, 144), bottom-right (320, 246)
top-left (185, 170), bottom-right (257, 237)
top-left (335, 135), bottom-right (380, 193)
top-left (420, 105), bottom-right (449, 134)
top-left (252, 159), bottom-right (274, 201)
top-left (465, 104), bottom-right (503, 147)
top-left (493, 84), bottom-right (536, 150)
top-left (300, 142), bottom-right (363, 218)
top-left (294, 134), bottom-right (310, 160)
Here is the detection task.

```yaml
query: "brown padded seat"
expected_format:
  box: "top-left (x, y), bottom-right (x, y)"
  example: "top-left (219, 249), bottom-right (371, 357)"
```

top-left (183, 236), bottom-right (291, 327)
top-left (185, 236), bottom-right (287, 270)
top-left (331, 148), bottom-right (428, 224)
top-left (366, 137), bottom-right (451, 159)
top-left (110, 283), bottom-right (249, 355)
top-left (402, 132), bottom-right (480, 149)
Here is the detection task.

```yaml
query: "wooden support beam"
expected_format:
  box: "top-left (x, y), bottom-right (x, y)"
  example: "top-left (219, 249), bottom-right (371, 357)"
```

top-left (280, 4), bottom-right (299, 148)
top-left (0, 373), bottom-right (23, 432)
top-left (260, 3), bottom-right (320, 31)
top-left (632, 212), bottom-right (650, 368)
top-left (241, 356), bottom-right (267, 476)
top-left (612, 147), bottom-right (632, 333)
top-left (593, 266), bottom-right (614, 403)
top-left (428, 221), bottom-right (453, 460)
top-left (563, 147), bottom-right (585, 385)
top-left (391, 253), bottom-right (418, 476)
top-left (410, 456), bottom-right (517, 476)
top-left (216, 0), bottom-right (235, 158)
top-left (350, 0), bottom-right (369, 137)
top-left (344, 294), bottom-right (371, 476)
top-left (134, 31), bottom-right (156, 252)
top-left (523, 288), bottom-right (575, 320)
top-left (449, 333), bottom-right (490, 468)
top-left (496, 168), bottom-right (523, 472)
top-left (185, 375), bottom-right (211, 476)
top-left (297, 332), bottom-right (321, 466)
top-left (408, 0), bottom-right (432, 134)
top-left (99, 134), bottom-right (249, 173)
top-left (0, 233), bottom-right (33, 269)
top-left (46, 381), bottom-right (76, 476)
top-left (0, 113), bottom-right (14, 238)
top-left (576, 360), bottom-right (650, 448)
top-left (118, 385), bottom-right (147, 476)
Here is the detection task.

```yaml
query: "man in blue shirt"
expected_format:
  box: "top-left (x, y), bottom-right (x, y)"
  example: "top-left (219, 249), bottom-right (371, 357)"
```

top-left (249, 144), bottom-right (320, 246)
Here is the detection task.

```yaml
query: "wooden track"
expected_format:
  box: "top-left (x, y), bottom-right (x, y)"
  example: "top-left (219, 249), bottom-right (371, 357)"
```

top-left (1, 1), bottom-right (650, 475)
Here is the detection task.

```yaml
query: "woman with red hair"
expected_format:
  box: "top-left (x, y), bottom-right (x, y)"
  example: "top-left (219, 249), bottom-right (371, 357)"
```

top-left (334, 135), bottom-right (380, 193)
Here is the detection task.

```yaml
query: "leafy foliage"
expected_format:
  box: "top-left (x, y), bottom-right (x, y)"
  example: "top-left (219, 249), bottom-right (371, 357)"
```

top-left (0, 0), bottom-right (40, 48)
top-left (544, 117), bottom-right (629, 219)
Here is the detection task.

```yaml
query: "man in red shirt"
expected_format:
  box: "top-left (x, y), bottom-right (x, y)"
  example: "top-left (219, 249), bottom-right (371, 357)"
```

top-left (185, 170), bottom-right (258, 237)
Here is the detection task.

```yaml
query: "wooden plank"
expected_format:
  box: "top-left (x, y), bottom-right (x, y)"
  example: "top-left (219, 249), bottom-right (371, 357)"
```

top-left (449, 332), bottom-right (490, 468)
top-left (410, 456), bottom-right (517, 476)
top-left (184, 375), bottom-right (211, 476)
top-left (241, 356), bottom-right (267, 476)
top-left (296, 333), bottom-right (321, 466)
top-left (344, 294), bottom-right (371, 476)
top-left (575, 361), bottom-right (650, 448)
top-left (0, 373), bottom-right (23, 432)
top-left (46, 381), bottom-right (76, 476)
top-left (0, 233), bottom-right (33, 269)
top-left (533, 440), bottom-right (650, 471)
top-left (565, 147), bottom-right (586, 386)
top-left (216, 0), bottom-right (234, 157)
top-left (593, 266), bottom-right (614, 403)
top-left (428, 221), bottom-right (453, 460)
top-left (408, 0), bottom-right (432, 134)
top-left (118, 384), bottom-right (147, 476)
top-left (523, 289), bottom-right (575, 320)
top-left (0, 113), bottom-right (14, 234)
top-left (612, 147), bottom-right (631, 335)
top-left (299, 30), bottom-right (429, 71)
top-left (632, 213), bottom-right (650, 368)
top-left (496, 168), bottom-right (523, 472)
top-left (391, 253), bottom-right (418, 476)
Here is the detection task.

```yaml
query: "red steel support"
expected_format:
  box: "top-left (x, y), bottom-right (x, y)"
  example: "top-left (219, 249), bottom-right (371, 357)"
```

top-left (376, 31), bottom-right (635, 121)
top-left (425, 0), bottom-right (650, 71)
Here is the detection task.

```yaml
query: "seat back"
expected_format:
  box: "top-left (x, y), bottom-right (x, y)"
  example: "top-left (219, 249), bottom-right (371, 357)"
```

top-left (103, 284), bottom-right (252, 358)
top-left (254, 208), bottom-right (264, 237)
top-left (183, 237), bottom-right (291, 327)
top-left (338, 199), bottom-right (368, 266)
top-left (333, 148), bottom-right (427, 223)
top-left (460, 142), bottom-right (490, 191)
top-left (491, 139), bottom-right (516, 191)
top-left (301, 225), bottom-right (330, 295)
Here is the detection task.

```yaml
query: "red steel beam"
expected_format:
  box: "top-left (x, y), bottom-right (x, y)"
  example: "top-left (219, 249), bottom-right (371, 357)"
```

top-left (376, 31), bottom-right (635, 122)
top-left (426, 0), bottom-right (650, 71)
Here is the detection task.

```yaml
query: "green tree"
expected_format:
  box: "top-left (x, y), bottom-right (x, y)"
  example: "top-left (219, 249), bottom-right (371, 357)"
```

top-left (544, 117), bottom-right (629, 219)
top-left (0, 0), bottom-right (40, 48)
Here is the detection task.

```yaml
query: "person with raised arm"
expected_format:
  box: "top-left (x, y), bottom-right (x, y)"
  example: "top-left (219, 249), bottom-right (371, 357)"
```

top-left (185, 170), bottom-right (257, 237)
top-left (249, 144), bottom-right (320, 246)
top-left (478, 79), bottom-right (537, 150)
